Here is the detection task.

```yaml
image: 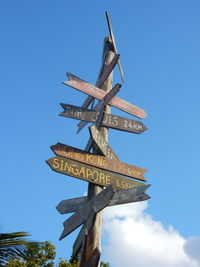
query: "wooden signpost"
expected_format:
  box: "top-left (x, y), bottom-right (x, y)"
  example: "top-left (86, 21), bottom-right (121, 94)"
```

top-left (46, 12), bottom-right (151, 267)
top-left (60, 103), bottom-right (147, 134)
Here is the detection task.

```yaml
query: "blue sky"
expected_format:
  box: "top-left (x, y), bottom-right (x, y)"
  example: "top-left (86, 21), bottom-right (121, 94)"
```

top-left (1, 1), bottom-right (200, 266)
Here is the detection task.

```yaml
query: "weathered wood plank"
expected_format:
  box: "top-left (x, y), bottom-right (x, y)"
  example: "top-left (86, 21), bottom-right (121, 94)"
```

top-left (56, 184), bottom-right (150, 214)
top-left (89, 125), bottom-right (119, 161)
top-left (96, 54), bottom-right (120, 88)
top-left (46, 156), bottom-right (145, 191)
top-left (109, 189), bottom-right (150, 207)
top-left (105, 11), bottom-right (124, 82)
top-left (59, 185), bottom-right (114, 240)
top-left (56, 196), bottom-right (86, 214)
top-left (63, 75), bottom-right (147, 119)
top-left (60, 103), bottom-right (147, 134)
top-left (70, 211), bottom-right (95, 262)
top-left (79, 83), bottom-right (121, 136)
top-left (51, 143), bottom-right (147, 181)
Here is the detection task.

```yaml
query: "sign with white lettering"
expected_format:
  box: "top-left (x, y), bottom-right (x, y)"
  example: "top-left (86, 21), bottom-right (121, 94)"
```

top-left (51, 143), bottom-right (147, 181)
top-left (63, 73), bottom-right (147, 119)
top-left (60, 104), bottom-right (147, 134)
top-left (89, 125), bottom-right (119, 161)
top-left (46, 156), bottom-right (145, 191)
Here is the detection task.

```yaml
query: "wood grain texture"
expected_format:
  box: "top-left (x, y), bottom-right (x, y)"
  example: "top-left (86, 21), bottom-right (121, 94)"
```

top-left (56, 185), bottom-right (151, 214)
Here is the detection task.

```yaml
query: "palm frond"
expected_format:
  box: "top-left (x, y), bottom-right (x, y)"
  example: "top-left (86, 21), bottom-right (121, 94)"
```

top-left (0, 232), bottom-right (36, 265)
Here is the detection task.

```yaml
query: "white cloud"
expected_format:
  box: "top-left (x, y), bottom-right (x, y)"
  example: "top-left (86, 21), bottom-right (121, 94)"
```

top-left (184, 237), bottom-right (200, 264)
top-left (102, 201), bottom-right (200, 267)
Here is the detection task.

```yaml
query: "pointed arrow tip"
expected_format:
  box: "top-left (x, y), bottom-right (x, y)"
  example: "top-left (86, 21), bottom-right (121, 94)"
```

top-left (60, 103), bottom-right (65, 109)
top-left (59, 112), bottom-right (64, 116)
top-left (66, 72), bottom-right (72, 80)
top-left (76, 128), bottom-right (81, 134)
top-left (143, 124), bottom-right (148, 132)
top-left (59, 230), bottom-right (65, 241)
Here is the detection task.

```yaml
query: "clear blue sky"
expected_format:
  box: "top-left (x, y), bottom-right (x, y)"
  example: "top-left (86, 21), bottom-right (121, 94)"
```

top-left (1, 1), bottom-right (200, 266)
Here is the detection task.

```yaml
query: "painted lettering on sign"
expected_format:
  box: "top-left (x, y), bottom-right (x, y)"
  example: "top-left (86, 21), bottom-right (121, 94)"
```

top-left (51, 143), bottom-right (147, 181)
top-left (52, 157), bottom-right (112, 185)
top-left (60, 104), bottom-right (147, 134)
top-left (46, 156), bottom-right (145, 190)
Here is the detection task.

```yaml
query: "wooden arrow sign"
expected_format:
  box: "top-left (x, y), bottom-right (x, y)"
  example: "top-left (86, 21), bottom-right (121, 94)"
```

top-left (51, 143), bottom-right (147, 181)
top-left (59, 185), bottom-right (114, 240)
top-left (46, 156), bottom-right (145, 191)
top-left (77, 83), bottom-right (121, 134)
top-left (89, 125), bottom-right (119, 161)
top-left (63, 73), bottom-right (147, 119)
top-left (56, 184), bottom-right (151, 214)
top-left (60, 103), bottom-right (147, 134)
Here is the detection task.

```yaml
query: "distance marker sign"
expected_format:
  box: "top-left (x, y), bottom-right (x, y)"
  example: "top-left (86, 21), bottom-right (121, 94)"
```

top-left (60, 103), bottom-right (147, 134)
top-left (46, 156), bottom-right (145, 191)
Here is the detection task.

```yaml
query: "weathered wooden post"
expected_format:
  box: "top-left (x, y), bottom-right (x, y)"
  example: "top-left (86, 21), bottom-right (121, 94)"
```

top-left (79, 37), bottom-right (115, 267)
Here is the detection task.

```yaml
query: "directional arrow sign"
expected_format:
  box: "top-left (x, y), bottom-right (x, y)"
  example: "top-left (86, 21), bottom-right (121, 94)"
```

top-left (56, 184), bottom-right (150, 214)
top-left (51, 143), bottom-right (147, 181)
top-left (89, 125), bottom-right (119, 161)
top-left (60, 103), bottom-right (147, 134)
top-left (63, 73), bottom-right (147, 119)
top-left (59, 185), bottom-right (114, 240)
top-left (46, 156), bottom-right (145, 191)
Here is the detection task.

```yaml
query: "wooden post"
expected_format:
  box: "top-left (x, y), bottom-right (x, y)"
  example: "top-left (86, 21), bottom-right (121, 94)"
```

top-left (80, 37), bottom-right (115, 267)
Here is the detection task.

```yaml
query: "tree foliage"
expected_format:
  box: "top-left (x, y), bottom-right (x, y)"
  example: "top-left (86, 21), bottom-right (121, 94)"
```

top-left (0, 232), bottom-right (37, 266)
top-left (2, 237), bottom-right (110, 267)
top-left (5, 241), bottom-right (55, 266)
